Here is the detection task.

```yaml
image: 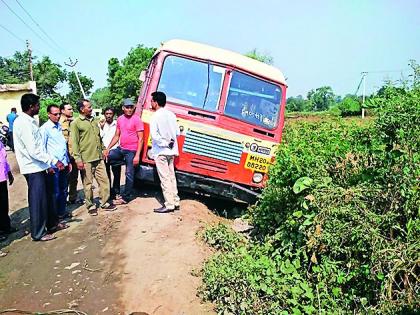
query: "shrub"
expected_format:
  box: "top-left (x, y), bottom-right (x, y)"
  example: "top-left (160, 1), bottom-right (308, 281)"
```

top-left (338, 96), bottom-right (361, 116)
top-left (201, 84), bottom-right (419, 314)
top-left (201, 223), bottom-right (245, 251)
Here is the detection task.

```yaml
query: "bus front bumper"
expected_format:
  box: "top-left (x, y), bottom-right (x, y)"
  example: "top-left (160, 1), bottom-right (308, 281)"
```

top-left (136, 164), bottom-right (260, 204)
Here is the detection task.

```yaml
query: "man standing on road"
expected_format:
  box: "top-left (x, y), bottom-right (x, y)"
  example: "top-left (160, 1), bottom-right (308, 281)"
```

top-left (13, 93), bottom-right (68, 241)
top-left (104, 98), bottom-right (144, 204)
top-left (100, 107), bottom-right (121, 203)
top-left (59, 102), bottom-right (81, 204)
top-left (149, 91), bottom-right (180, 213)
top-left (6, 107), bottom-right (17, 151)
top-left (40, 104), bottom-right (72, 221)
top-left (71, 99), bottom-right (116, 216)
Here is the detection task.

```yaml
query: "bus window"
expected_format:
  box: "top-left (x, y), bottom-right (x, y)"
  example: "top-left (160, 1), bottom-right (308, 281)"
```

top-left (157, 56), bottom-right (225, 111)
top-left (225, 71), bottom-right (282, 129)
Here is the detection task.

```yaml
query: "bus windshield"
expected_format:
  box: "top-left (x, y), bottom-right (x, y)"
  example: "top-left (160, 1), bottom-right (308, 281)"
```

top-left (224, 71), bottom-right (282, 129)
top-left (157, 55), bottom-right (225, 111)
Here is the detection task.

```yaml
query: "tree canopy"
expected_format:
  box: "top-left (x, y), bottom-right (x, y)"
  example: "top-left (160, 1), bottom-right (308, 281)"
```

top-left (33, 56), bottom-right (67, 98)
top-left (306, 86), bottom-right (335, 111)
top-left (106, 45), bottom-right (156, 107)
top-left (91, 86), bottom-right (112, 111)
top-left (0, 50), bottom-right (93, 103)
top-left (0, 51), bottom-right (31, 84)
top-left (66, 71), bottom-right (94, 104)
top-left (245, 48), bottom-right (274, 65)
top-left (286, 95), bottom-right (311, 112)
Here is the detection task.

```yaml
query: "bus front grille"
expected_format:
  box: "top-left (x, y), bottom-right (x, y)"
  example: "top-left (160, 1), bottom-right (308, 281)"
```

top-left (183, 130), bottom-right (243, 164)
top-left (190, 158), bottom-right (228, 173)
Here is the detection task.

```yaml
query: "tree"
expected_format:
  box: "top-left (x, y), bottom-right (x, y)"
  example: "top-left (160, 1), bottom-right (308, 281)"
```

top-left (0, 50), bottom-right (92, 102)
top-left (337, 94), bottom-right (361, 116)
top-left (307, 86), bottom-right (335, 111)
top-left (245, 48), bottom-right (273, 65)
top-left (33, 56), bottom-right (66, 98)
top-left (286, 95), bottom-right (311, 112)
top-left (0, 51), bottom-right (31, 83)
top-left (66, 71), bottom-right (94, 105)
top-left (408, 59), bottom-right (419, 89)
top-left (91, 87), bottom-right (112, 111)
top-left (107, 45), bottom-right (156, 107)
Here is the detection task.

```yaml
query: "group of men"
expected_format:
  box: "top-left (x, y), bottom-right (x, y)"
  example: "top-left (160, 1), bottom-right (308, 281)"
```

top-left (3, 91), bottom-right (180, 242)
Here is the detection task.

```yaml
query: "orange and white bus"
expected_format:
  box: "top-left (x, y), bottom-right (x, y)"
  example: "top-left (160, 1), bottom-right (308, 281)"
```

top-left (136, 39), bottom-right (287, 203)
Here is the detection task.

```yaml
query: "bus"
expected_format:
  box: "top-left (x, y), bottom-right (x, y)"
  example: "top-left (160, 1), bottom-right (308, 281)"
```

top-left (135, 39), bottom-right (287, 203)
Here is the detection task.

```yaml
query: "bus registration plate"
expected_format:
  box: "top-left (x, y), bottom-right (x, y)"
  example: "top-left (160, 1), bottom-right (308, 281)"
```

top-left (245, 153), bottom-right (271, 173)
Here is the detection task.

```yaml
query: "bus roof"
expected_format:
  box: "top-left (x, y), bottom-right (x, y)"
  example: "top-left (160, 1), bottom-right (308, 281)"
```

top-left (155, 39), bottom-right (287, 86)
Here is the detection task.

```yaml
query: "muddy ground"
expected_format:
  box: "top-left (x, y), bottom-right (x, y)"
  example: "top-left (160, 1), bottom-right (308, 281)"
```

top-left (0, 152), bottom-right (243, 314)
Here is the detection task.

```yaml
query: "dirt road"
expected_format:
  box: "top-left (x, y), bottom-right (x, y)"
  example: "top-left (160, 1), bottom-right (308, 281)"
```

top-left (0, 152), bottom-right (228, 314)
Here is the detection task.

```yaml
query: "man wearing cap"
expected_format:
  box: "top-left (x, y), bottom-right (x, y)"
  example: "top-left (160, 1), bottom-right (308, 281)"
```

top-left (104, 98), bottom-right (144, 204)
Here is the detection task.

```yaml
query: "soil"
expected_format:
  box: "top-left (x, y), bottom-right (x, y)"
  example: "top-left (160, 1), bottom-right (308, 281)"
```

top-left (0, 152), bottom-right (236, 314)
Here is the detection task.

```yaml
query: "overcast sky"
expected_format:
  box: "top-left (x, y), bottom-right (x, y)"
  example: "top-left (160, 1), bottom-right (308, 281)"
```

top-left (1, 0), bottom-right (419, 97)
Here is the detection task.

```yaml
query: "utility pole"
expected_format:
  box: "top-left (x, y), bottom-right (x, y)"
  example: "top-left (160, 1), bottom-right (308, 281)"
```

top-left (26, 40), bottom-right (34, 81)
top-left (361, 72), bottom-right (367, 119)
top-left (65, 58), bottom-right (86, 98)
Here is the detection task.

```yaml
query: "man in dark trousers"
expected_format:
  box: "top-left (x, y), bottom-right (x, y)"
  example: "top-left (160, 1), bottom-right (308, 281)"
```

top-left (59, 102), bottom-right (81, 204)
top-left (6, 107), bottom-right (17, 151)
top-left (13, 93), bottom-right (68, 241)
top-left (104, 98), bottom-right (144, 204)
top-left (41, 104), bottom-right (72, 221)
top-left (100, 107), bottom-right (122, 202)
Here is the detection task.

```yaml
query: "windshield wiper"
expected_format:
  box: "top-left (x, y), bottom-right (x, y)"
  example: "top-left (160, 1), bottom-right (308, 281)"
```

top-left (202, 62), bottom-right (210, 109)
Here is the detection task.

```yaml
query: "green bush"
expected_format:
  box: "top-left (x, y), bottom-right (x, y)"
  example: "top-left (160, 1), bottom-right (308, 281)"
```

top-left (201, 83), bottom-right (419, 314)
top-left (201, 223), bottom-right (245, 251)
top-left (337, 96), bottom-right (362, 116)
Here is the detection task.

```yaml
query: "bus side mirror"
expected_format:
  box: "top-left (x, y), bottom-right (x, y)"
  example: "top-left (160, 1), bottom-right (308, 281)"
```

top-left (139, 70), bottom-right (146, 82)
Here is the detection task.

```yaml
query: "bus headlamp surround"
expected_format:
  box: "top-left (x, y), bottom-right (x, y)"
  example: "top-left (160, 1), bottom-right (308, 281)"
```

top-left (252, 172), bottom-right (264, 183)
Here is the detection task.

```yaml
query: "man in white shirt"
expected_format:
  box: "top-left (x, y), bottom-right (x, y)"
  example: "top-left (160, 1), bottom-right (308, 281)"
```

top-left (13, 93), bottom-right (68, 241)
top-left (100, 107), bottom-right (121, 202)
top-left (150, 91), bottom-right (180, 213)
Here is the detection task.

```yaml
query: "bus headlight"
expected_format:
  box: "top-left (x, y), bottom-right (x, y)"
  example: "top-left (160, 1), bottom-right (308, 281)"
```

top-left (252, 172), bottom-right (263, 183)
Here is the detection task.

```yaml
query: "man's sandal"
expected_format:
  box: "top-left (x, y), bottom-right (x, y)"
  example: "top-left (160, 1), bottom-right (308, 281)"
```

top-left (101, 202), bottom-right (117, 211)
top-left (88, 209), bottom-right (98, 216)
top-left (50, 222), bottom-right (70, 233)
top-left (34, 234), bottom-right (56, 242)
top-left (113, 198), bottom-right (127, 205)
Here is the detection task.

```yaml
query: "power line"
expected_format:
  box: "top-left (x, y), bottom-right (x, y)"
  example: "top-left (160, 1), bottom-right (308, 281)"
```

top-left (0, 23), bottom-right (25, 44)
top-left (14, 0), bottom-right (69, 56)
top-left (363, 68), bottom-right (411, 74)
top-left (0, 23), bottom-right (50, 57)
top-left (0, 0), bottom-right (66, 57)
top-left (0, 25), bottom-right (51, 59)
